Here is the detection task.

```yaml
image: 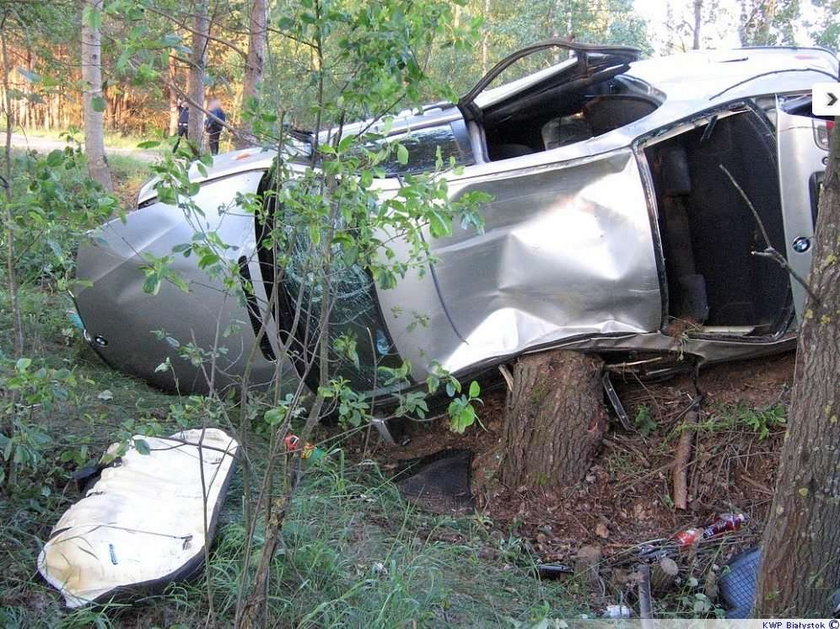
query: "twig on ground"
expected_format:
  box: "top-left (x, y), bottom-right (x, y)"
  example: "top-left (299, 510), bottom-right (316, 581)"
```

top-left (672, 409), bottom-right (699, 510)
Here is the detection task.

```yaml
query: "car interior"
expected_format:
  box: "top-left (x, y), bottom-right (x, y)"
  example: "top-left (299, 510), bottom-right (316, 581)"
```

top-left (476, 68), bottom-right (660, 161)
top-left (644, 107), bottom-right (793, 336)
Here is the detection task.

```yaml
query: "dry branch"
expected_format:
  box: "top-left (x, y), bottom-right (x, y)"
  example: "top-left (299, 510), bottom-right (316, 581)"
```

top-left (672, 409), bottom-right (699, 509)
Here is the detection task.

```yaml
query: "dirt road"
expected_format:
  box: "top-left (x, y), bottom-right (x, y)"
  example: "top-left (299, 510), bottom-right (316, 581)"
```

top-left (5, 132), bottom-right (160, 163)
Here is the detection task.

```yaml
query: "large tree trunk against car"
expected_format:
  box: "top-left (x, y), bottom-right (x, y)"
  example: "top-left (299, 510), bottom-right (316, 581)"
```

top-left (755, 121), bottom-right (840, 616)
top-left (187, 0), bottom-right (209, 147)
top-left (236, 0), bottom-right (267, 149)
top-left (81, 0), bottom-right (112, 191)
top-left (499, 351), bottom-right (606, 489)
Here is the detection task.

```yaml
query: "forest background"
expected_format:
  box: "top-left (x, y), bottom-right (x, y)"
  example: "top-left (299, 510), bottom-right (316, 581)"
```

top-left (3, 0), bottom-right (838, 151)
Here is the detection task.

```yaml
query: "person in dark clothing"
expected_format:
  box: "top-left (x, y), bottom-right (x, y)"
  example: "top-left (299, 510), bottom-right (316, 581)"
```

top-left (173, 100), bottom-right (189, 153)
top-left (205, 99), bottom-right (226, 155)
top-left (177, 102), bottom-right (189, 136)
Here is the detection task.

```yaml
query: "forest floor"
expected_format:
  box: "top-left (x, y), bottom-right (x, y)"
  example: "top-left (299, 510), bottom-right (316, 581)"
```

top-left (3, 287), bottom-right (793, 624)
top-left (361, 352), bottom-right (794, 616)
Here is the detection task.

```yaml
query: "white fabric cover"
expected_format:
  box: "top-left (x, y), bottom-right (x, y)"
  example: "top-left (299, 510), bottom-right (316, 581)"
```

top-left (37, 428), bottom-right (239, 608)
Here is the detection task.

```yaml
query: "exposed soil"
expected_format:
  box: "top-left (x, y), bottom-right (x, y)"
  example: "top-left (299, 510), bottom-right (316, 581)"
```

top-left (368, 351), bottom-right (796, 611)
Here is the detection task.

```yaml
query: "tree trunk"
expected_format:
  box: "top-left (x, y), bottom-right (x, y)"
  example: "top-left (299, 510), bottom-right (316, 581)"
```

top-left (187, 0), bottom-right (209, 148)
top-left (168, 50), bottom-right (179, 136)
top-left (237, 0), bottom-right (267, 149)
top-left (755, 120), bottom-right (840, 616)
top-left (1, 21), bottom-right (24, 357)
top-left (499, 350), bottom-right (606, 489)
top-left (81, 0), bottom-right (112, 191)
top-left (692, 0), bottom-right (702, 49)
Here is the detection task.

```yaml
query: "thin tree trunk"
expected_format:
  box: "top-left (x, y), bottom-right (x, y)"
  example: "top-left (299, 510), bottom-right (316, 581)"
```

top-left (81, 0), bottom-right (112, 191)
top-left (738, 0), bottom-right (749, 45)
top-left (187, 0), bottom-right (209, 149)
top-left (499, 351), bottom-right (607, 489)
top-left (168, 50), bottom-right (179, 136)
top-left (755, 121), bottom-right (840, 616)
top-left (1, 21), bottom-right (23, 357)
top-left (237, 0), bottom-right (267, 149)
top-left (481, 0), bottom-right (490, 74)
top-left (692, 0), bottom-right (702, 49)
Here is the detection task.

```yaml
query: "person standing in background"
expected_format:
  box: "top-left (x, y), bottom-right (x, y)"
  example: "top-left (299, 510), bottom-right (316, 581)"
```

top-left (205, 99), bottom-right (226, 155)
top-left (173, 99), bottom-right (189, 152)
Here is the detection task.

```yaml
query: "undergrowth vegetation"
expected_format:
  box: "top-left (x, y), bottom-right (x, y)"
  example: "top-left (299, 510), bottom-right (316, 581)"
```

top-left (0, 139), bottom-right (578, 622)
top-left (0, 288), bottom-right (585, 627)
top-left (0, 146), bottom-right (795, 626)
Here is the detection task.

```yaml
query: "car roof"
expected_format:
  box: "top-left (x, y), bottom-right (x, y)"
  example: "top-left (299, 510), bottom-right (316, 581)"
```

top-left (343, 45), bottom-right (839, 140)
top-left (626, 46), bottom-right (839, 104)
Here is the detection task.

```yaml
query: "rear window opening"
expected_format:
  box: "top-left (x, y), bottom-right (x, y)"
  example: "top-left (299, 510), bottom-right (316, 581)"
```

top-left (482, 74), bottom-right (659, 161)
top-left (645, 108), bottom-right (793, 336)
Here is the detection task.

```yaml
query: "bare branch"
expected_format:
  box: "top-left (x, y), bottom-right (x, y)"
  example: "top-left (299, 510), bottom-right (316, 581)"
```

top-left (144, 5), bottom-right (248, 60)
top-left (719, 163), bottom-right (820, 303)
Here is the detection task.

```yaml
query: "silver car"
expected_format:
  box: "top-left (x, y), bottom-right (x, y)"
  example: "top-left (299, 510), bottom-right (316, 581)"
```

top-left (74, 40), bottom-right (838, 394)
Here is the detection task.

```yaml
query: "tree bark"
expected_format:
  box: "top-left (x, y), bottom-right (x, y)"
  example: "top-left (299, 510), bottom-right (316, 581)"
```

top-left (499, 350), bottom-right (606, 489)
top-left (236, 0), bottom-right (267, 149)
top-left (81, 0), bottom-right (112, 191)
top-left (1, 20), bottom-right (24, 357)
top-left (692, 0), bottom-right (702, 49)
top-left (187, 0), bottom-right (209, 147)
top-left (755, 120), bottom-right (840, 616)
top-left (168, 50), bottom-right (179, 136)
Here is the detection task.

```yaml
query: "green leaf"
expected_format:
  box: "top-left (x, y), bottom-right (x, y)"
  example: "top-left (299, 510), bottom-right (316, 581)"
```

top-left (449, 400), bottom-right (477, 434)
top-left (161, 33), bottom-right (183, 47)
top-left (198, 253), bottom-right (220, 268)
top-left (143, 273), bottom-right (162, 296)
top-left (46, 150), bottom-right (64, 168)
top-left (168, 272), bottom-right (190, 293)
top-left (396, 143), bottom-right (409, 165)
top-left (264, 408), bottom-right (286, 426)
top-left (91, 96), bottom-right (106, 113)
top-left (134, 439), bottom-right (151, 456)
top-left (15, 358), bottom-right (32, 372)
top-left (337, 134), bottom-right (356, 153)
top-left (428, 209), bottom-right (451, 238)
top-left (137, 140), bottom-right (160, 149)
top-left (468, 380), bottom-right (480, 399)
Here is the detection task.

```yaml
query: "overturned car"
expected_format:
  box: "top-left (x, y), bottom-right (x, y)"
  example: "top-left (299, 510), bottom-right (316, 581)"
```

top-left (74, 40), bottom-right (838, 395)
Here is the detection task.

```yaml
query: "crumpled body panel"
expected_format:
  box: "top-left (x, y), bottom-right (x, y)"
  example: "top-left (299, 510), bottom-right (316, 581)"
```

top-left (379, 149), bottom-right (661, 377)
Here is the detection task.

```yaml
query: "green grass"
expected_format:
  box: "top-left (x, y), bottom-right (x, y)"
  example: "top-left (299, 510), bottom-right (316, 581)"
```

top-left (107, 153), bottom-right (154, 208)
top-left (0, 287), bottom-right (586, 627)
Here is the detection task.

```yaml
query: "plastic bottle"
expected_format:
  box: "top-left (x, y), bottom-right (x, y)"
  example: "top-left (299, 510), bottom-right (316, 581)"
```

top-left (673, 513), bottom-right (748, 548)
top-left (673, 527), bottom-right (703, 547)
top-left (703, 513), bottom-right (747, 538)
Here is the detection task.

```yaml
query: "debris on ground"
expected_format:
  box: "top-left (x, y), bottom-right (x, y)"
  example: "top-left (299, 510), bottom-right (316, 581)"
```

top-left (361, 352), bottom-right (794, 616)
